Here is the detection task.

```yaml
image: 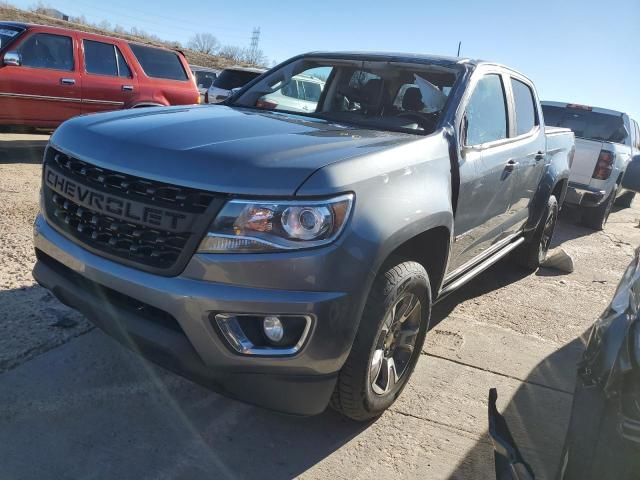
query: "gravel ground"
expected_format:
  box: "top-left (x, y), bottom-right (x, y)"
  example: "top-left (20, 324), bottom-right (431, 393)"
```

top-left (0, 134), bottom-right (93, 372)
top-left (1, 132), bottom-right (639, 479)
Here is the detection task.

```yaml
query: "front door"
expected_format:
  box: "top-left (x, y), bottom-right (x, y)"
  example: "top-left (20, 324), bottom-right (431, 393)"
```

top-left (449, 72), bottom-right (517, 272)
top-left (80, 38), bottom-right (137, 114)
top-left (0, 31), bottom-right (81, 126)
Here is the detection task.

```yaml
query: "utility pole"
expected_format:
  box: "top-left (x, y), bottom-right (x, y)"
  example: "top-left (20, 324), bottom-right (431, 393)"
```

top-left (457, 41), bottom-right (462, 57)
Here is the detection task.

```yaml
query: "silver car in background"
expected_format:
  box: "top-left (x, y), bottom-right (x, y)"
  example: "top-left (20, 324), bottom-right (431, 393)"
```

top-left (256, 74), bottom-right (325, 112)
top-left (205, 66), bottom-right (266, 104)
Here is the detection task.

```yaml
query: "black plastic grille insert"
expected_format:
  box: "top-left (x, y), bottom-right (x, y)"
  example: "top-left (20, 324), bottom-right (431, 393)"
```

top-left (43, 148), bottom-right (221, 272)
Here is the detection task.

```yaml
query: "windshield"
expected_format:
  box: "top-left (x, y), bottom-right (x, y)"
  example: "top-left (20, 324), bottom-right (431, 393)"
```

top-left (232, 57), bottom-right (459, 135)
top-left (214, 69), bottom-right (262, 90)
top-left (542, 105), bottom-right (628, 144)
top-left (0, 25), bottom-right (23, 50)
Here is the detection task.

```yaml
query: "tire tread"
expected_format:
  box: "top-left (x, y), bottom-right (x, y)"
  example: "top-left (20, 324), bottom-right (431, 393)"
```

top-left (330, 261), bottom-right (429, 421)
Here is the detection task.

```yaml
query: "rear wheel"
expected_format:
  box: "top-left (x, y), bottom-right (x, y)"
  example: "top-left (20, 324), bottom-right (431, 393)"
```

top-left (514, 195), bottom-right (559, 270)
top-left (330, 261), bottom-right (431, 421)
top-left (582, 187), bottom-right (616, 230)
top-left (615, 190), bottom-right (635, 208)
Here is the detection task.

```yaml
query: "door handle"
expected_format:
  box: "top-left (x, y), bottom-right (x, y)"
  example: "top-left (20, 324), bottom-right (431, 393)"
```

top-left (122, 85), bottom-right (134, 92)
top-left (505, 159), bottom-right (519, 172)
top-left (60, 78), bottom-right (76, 85)
top-left (535, 151), bottom-right (545, 161)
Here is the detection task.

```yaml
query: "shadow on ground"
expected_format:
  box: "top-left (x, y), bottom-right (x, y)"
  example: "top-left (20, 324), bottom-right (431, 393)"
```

top-left (449, 334), bottom-right (588, 479)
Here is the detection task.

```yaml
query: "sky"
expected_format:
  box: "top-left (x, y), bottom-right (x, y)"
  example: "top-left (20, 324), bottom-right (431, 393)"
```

top-left (9, 0), bottom-right (640, 120)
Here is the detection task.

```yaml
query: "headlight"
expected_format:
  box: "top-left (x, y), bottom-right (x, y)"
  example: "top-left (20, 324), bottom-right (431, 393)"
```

top-left (197, 193), bottom-right (354, 253)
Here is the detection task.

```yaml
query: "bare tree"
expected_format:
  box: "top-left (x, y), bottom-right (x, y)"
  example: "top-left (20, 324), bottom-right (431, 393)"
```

top-left (218, 44), bottom-right (243, 62)
top-left (188, 33), bottom-right (220, 55)
top-left (242, 47), bottom-right (268, 67)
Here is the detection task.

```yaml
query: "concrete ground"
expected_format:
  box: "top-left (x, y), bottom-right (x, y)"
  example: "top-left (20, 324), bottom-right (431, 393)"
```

top-left (1, 133), bottom-right (639, 479)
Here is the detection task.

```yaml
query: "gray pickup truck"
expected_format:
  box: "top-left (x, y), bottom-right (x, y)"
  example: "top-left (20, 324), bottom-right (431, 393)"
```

top-left (32, 52), bottom-right (574, 420)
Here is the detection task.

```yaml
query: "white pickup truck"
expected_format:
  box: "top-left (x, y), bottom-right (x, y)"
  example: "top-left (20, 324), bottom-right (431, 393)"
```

top-left (542, 102), bottom-right (640, 229)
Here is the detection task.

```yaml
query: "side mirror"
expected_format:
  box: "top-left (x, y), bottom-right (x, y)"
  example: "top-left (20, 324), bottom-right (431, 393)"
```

top-left (3, 51), bottom-right (21, 66)
top-left (622, 155), bottom-right (640, 193)
top-left (231, 87), bottom-right (242, 95)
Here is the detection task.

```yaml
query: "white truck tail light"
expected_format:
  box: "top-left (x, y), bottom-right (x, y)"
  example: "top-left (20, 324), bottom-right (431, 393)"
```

top-left (592, 150), bottom-right (615, 180)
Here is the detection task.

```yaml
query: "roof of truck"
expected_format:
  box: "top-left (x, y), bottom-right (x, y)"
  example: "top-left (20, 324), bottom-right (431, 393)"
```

top-left (304, 51), bottom-right (469, 66)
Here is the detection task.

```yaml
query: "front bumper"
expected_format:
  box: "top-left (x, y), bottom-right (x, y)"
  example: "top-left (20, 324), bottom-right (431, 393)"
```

top-left (33, 215), bottom-right (364, 415)
top-left (564, 182), bottom-right (608, 207)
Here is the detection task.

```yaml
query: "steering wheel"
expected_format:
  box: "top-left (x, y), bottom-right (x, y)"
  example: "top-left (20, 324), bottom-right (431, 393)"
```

top-left (397, 112), bottom-right (436, 131)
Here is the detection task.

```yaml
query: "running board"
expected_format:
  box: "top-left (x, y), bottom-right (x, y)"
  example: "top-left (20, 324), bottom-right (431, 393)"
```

top-left (438, 237), bottom-right (525, 300)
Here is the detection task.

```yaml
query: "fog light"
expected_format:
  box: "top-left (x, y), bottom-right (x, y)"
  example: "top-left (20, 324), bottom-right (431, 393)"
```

top-left (263, 316), bottom-right (284, 342)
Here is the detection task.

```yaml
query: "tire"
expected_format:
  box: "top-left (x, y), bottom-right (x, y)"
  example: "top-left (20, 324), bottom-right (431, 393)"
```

top-left (615, 190), bottom-right (635, 208)
top-left (330, 261), bottom-right (431, 421)
top-left (514, 195), bottom-right (559, 270)
top-left (582, 188), bottom-right (616, 230)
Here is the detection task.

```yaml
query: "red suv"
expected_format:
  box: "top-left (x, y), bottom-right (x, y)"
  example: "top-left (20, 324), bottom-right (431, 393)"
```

top-left (0, 22), bottom-right (200, 128)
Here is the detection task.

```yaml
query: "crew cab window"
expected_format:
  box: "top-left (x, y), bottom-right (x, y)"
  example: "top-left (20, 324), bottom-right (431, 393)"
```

top-left (18, 33), bottom-right (73, 71)
top-left (464, 74), bottom-right (508, 146)
top-left (128, 43), bottom-right (187, 80)
top-left (511, 78), bottom-right (537, 135)
top-left (83, 40), bottom-right (131, 77)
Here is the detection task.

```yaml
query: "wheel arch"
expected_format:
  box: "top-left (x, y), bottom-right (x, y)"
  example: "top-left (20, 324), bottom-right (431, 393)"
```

top-left (380, 225), bottom-right (451, 300)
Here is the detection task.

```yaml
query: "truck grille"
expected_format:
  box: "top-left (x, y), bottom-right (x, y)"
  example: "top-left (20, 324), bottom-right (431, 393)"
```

top-left (42, 148), bottom-right (223, 274)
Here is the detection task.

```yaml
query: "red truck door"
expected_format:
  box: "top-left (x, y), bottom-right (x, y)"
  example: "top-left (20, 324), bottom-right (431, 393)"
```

top-left (79, 38), bottom-right (138, 114)
top-left (0, 30), bottom-right (81, 126)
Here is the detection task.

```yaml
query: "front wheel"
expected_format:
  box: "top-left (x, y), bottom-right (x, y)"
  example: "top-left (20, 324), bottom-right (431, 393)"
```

top-left (514, 195), bottom-right (559, 270)
top-left (330, 261), bottom-right (431, 421)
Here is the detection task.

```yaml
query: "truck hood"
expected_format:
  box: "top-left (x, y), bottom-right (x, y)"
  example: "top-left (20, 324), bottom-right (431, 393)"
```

top-left (50, 105), bottom-right (416, 196)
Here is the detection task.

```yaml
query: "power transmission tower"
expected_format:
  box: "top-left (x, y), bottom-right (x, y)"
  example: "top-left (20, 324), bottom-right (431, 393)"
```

top-left (250, 27), bottom-right (260, 52)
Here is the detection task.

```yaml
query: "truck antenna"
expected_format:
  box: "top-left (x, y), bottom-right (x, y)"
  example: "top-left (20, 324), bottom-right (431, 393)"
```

top-left (457, 41), bottom-right (462, 57)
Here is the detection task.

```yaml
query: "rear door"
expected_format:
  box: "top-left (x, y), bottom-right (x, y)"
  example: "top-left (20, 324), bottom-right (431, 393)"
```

top-left (502, 75), bottom-right (546, 235)
top-left (0, 29), bottom-right (81, 125)
top-left (80, 38), bottom-right (137, 113)
top-left (449, 71), bottom-right (517, 271)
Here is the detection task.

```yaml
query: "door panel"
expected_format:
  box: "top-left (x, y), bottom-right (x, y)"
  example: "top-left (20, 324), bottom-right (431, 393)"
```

top-left (504, 77), bottom-right (546, 236)
top-left (450, 143), bottom-right (518, 271)
top-left (503, 133), bottom-right (545, 236)
top-left (80, 39), bottom-right (137, 114)
top-left (0, 31), bottom-right (81, 125)
top-left (448, 72), bottom-right (515, 272)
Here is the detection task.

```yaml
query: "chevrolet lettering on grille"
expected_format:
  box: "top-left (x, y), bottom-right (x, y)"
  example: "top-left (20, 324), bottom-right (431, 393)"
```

top-left (44, 166), bottom-right (193, 232)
